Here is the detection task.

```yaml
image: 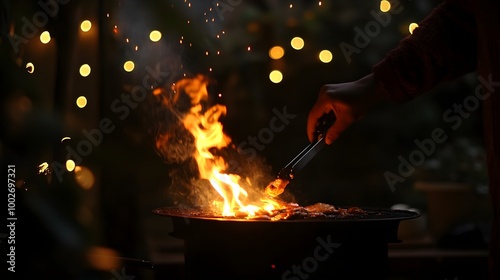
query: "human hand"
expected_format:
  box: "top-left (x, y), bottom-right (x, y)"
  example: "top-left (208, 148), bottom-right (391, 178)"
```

top-left (307, 73), bottom-right (384, 144)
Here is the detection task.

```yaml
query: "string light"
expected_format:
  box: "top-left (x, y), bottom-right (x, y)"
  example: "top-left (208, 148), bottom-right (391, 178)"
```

top-left (40, 31), bottom-right (51, 44)
top-left (380, 0), bottom-right (391, 12)
top-left (149, 30), bottom-right (162, 42)
top-left (123, 61), bottom-right (135, 72)
top-left (81, 20), bottom-right (92, 32)
top-left (66, 160), bottom-right (76, 172)
top-left (79, 64), bottom-right (91, 77)
top-left (269, 46), bottom-right (285, 60)
top-left (409, 23), bottom-right (419, 34)
top-left (269, 70), bottom-right (283, 83)
top-left (76, 96), bottom-right (87, 108)
top-left (319, 50), bottom-right (333, 63)
top-left (26, 62), bottom-right (34, 73)
top-left (290, 37), bottom-right (304, 50)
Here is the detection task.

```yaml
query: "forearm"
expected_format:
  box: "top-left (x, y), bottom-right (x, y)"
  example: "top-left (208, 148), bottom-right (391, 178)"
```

top-left (373, 0), bottom-right (477, 102)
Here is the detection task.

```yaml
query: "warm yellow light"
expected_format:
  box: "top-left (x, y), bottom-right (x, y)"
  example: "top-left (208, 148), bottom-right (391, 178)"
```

top-left (79, 64), bottom-right (91, 77)
top-left (74, 166), bottom-right (95, 190)
top-left (66, 160), bottom-right (76, 172)
top-left (380, 0), bottom-right (391, 12)
top-left (76, 96), bottom-right (87, 108)
top-left (123, 61), bottom-right (135, 72)
top-left (149, 30), bottom-right (162, 42)
top-left (269, 46), bottom-right (285, 60)
top-left (409, 23), bottom-right (419, 34)
top-left (290, 37), bottom-right (304, 50)
top-left (81, 20), bottom-right (92, 32)
top-left (26, 62), bottom-right (34, 73)
top-left (38, 162), bottom-right (49, 174)
top-left (319, 50), bottom-right (333, 63)
top-left (87, 247), bottom-right (120, 271)
top-left (40, 31), bottom-right (51, 44)
top-left (269, 70), bottom-right (283, 83)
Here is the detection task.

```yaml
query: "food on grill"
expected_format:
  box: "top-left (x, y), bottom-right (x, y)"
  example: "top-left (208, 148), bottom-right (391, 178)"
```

top-left (265, 178), bottom-right (290, 197)
top-left (268, 203), bottom-right (365, 220)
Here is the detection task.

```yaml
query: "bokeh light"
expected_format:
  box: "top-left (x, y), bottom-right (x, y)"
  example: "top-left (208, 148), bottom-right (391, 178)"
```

top-left (40, 31), bottom-right (51, 44)
top-left (409, 23), bottom-right (419, 34)
top-left (123, 61), bottom-right (135, 72)
top-left (380, 0), bottom-right (391, 12)
top-left (74, 166), bottom-right (95, 190)
top-left (26, 62), bottom-right (34, 73)
top-left (81, 20), bottom-right (92, 32)
top-left (269, 46), bottom-right (285, 60)
top-left (66, 160), bottom-right (76, 172)
top-left (319, 50), bottom-right (333, 63)
top-left (79, 64), bottom-right (91, 77)
top-left (76, 96), bottom-right (87, 108)
top-left (290, 37), bottom-right (304, 50)
top-left (269, 70), bottom-right (283, 83)
top-left (87, 247), bottom-right (120, 271)
top-left (149, 30), bottom-right (162, 42)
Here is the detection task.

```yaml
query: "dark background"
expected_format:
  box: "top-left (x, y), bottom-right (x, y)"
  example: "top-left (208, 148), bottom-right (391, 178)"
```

top-left (0, 0), bottom-right (492, 279)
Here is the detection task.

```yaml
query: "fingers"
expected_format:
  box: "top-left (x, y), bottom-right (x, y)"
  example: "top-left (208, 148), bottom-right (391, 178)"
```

top-left (324, 125), bottom-right (342, 145)
top-left (324, 113), bottom-right (350, 144)
top-left (307, 103), bottom-right (328, 142)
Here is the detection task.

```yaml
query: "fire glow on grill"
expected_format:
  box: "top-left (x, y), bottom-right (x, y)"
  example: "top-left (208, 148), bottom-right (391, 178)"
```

top-left (159, 75), bottom-right (288, 218)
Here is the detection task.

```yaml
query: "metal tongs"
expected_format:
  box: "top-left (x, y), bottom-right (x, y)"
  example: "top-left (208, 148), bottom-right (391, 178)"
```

top-left (265, 112), bottom-right (336, 197)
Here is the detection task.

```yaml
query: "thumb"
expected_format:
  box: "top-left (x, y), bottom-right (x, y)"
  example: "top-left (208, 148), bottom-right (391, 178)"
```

top-left (324, 121), bottom-right (347, 145)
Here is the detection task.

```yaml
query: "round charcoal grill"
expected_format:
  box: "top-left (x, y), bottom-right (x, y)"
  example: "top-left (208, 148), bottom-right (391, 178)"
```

top-left (154, 207), bottom-right (419, 280)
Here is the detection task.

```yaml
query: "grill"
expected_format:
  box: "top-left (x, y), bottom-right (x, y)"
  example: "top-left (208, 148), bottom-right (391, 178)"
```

top-left (154, 207), bottom-right (419, 280)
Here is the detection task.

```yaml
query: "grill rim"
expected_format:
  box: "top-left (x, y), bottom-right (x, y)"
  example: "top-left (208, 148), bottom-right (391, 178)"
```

top-left (152, 206), bottom-right (420, 223)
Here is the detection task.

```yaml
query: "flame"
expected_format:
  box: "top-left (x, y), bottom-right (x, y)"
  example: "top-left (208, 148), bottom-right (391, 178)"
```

top-left (165, 75), bottom-right (288, 217)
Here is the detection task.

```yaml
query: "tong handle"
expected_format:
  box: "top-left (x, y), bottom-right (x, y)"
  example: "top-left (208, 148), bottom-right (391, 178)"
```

top-left (314, 111), bottom-right (336, 141)
top-left (277, 111), bottom-right (336, 180)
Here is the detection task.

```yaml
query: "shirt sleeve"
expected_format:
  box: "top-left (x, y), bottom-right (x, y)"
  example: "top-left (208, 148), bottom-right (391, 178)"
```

top-left (373, 0), bottom-right (477, 102)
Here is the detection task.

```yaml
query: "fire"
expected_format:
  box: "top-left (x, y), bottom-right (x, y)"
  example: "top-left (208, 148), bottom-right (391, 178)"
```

top-left (168, 75), bottom-right (288, 217)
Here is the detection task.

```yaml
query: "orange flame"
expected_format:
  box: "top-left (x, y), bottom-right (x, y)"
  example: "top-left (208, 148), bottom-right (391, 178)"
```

top-left (172, 75), bottom-right (287, 217)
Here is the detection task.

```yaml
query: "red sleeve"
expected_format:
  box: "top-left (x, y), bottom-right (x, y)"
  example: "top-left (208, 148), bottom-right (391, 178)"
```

top-left (373, 0), bottom-right (477, 102)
